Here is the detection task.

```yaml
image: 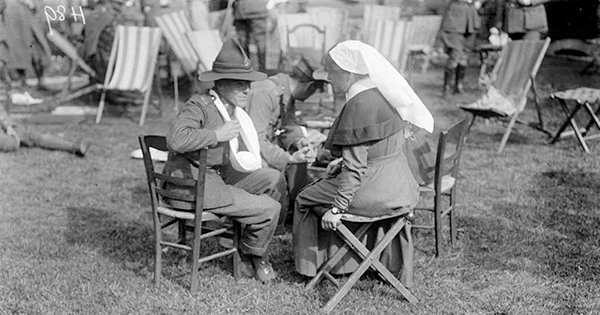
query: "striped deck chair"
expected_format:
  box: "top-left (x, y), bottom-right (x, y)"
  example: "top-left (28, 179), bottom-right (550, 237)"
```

top-left (362, 4), bottom-right (401, 44)
top-left (404, 15), bottom-right (443, 74)
top-left (154, 11), bottom-right (200, 112)
top-left (458, 39), bottom-right (551, 153)
top-left (189, 0), bottom-right (212, 30)
top-left (368, 19), bottom-right (413, 71)
top-left (96, 25), bottom-right (162, 126)
top-left (306, 7), bottom-right (349, 52)
top-left (46, 31), bottom-right (98, 103)
top-left (186, 29), bottom-right (223, 72)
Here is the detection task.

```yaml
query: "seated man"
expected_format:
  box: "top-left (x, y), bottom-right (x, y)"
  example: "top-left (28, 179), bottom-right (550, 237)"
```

top-left (163, 38), bottom-right (281, 283)
top-left (245, 57), bottom-right (322, 224)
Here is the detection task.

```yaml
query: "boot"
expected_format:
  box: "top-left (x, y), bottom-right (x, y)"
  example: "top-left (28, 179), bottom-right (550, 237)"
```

top-left (454, 65), bottom-right (466, 95)
top-left (250, 255), bottom-right (276, 283)
top-left (442, 67), bottom-right (454, 98)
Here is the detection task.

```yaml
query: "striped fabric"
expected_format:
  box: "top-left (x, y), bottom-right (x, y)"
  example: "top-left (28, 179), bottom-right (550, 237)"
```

top-left (154, 11), bottom-right (199, 74)
top-left (186, 29), bottom-right (223, 72)
top-left (103, 26), bottom-right (162, 92)
top-left (362, 4), bottom-right (401, 44)
top-left (306, 7), bottom-right (349, 52)
top-left (369, 19), bottom-right (412, 69)
top-left (492, 39), bottom-right (550, 111)
top-left (407, 15), bottom-right (442, 52)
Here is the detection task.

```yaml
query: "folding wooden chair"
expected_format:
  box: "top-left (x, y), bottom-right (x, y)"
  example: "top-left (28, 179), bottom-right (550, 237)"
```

top-left (458, 38), bottom-right (551, 153)
top-left (305, 211), bottom-right (418, 314)
top-left (46, 31), bottom-right (99, 103)
top-left (154, 11), bottom-right (200, 112)
top-left (139, 135), bottom-right (241, 293)
top-left (413, 118), bottom-right (470, 257)
top-left (362, 4), bottom-right (401, 44)
top-left (95, 26), bottom-right (162, 126)
top-left (276, 13), bottom-right (325, 68)
top-left (186, 29), bottom-right (224, 72)
top-left (367, 18), bottom-right (413, 71)
top-left (306, 7), bottom-right (349, 52)
top-left (404, 15), bottom-right (443, 75)
top-left (550, 88), bottom-right (600, 153)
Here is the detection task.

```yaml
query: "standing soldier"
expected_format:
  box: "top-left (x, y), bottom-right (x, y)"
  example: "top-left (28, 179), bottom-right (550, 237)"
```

top-left (494, 0), bottom-right (550, 40)
top-left (233, 0), bottom-right (270, 72)
top-left (438, 0), bottom-right (482, 97)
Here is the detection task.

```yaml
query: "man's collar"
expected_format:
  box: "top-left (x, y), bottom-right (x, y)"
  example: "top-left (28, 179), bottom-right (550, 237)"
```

top-left (346, 77), bottom-right (376, 101)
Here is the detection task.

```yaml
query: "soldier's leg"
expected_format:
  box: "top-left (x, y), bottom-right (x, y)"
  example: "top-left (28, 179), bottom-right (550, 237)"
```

top-left (250, 18), bottom-right (268, 72)
top-left (233, 19), bottom-right (252, 57)
top-left (26, 128), bottom-right (89, 156)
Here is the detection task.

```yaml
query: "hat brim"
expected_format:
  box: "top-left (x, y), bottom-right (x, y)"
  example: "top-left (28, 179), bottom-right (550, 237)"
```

top-left (198, 70), bottom-right (267, 82)
top-left (312, 67), bottom-right (329, 82)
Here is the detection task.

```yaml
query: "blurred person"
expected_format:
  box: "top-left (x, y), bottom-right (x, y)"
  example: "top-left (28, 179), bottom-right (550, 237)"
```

top-left (494, 0), bottom-right (550, 40)
top-left (293, 40), bottom-right (434, 284)
top-left (246, 57), bottom-right (326, 225)
top-left (437, 0), bottom-right (482, 97)
top-left (163, 38), bottom-right (281, 283)
top-left (232, 0), bottom-right (270, 72)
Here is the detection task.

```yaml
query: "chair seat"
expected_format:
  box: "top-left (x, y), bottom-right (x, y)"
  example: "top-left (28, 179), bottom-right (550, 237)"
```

top-left (552, 87), bottom-right (600, 104)
top-left (157, 205), bottom-right (221, 222)
top-left (341, 209), bottom-right (411, 223)
top-left (419, 175), bottom-right (456, 194)
top-left (407, 44), bottom-right (430, 53)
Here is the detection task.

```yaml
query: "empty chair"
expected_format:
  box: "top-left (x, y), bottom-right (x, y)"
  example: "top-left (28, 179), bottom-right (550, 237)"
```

top-left (95, 26), bottom-right (162, 126)
top-left (306, 6), bottom-right (349, 52)
top-left (362, 4), bottom-right (401, 44)
top-left (404, 15), bottom-right (443, 74)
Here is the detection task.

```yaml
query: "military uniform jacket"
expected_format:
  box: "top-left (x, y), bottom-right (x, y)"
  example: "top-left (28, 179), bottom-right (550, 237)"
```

top-left (496, 0), bottom-right (550, 34)
top-left (164, 94), bottom-right (235, 209)
top-left (440, 0), bottom-right (481, 34)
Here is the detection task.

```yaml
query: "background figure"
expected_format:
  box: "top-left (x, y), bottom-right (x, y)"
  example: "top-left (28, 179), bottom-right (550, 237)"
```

top-left (233, 0), bottom-right (269, 72)
top-left (438, 0), bottom-right (481, 97)
top-left (2, 0), bottom-right (51, 90)
top-left (494, 0), bottom-right (550, 40)
top-left (246, 57), bottom-right (321, 225)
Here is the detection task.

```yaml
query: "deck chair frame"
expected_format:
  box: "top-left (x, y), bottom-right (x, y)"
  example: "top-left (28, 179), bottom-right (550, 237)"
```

top-left (95, 26), bottom-right (162, 126)
top-left (305, 212), bottom-right (418, 314)
top-left (550, 89), bottom-right (600, 153)
top-left (464, 38), bottom-right (551, 153)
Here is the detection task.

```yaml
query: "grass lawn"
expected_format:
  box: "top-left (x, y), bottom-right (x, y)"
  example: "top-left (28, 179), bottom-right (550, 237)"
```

top-left (1, 56), bottom-right (600, 315)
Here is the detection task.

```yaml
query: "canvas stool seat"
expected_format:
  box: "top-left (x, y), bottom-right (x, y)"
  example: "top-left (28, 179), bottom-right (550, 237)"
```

top-left (550, 87), bottom-right (600, 153)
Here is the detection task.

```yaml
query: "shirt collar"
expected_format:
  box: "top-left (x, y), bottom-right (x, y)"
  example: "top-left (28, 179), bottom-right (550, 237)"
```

top-left (346, 77), bottom-right (376, 101)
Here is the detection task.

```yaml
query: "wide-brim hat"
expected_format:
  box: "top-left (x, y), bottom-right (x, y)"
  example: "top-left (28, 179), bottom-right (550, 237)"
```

top-left (198, 38), bottom-right (267, 82)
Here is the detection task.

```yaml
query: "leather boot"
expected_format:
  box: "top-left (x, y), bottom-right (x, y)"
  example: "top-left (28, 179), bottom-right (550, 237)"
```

top-left (442, 67), bottom-right (454, 98)
top-left (454, 65), bottom-right (466, 94)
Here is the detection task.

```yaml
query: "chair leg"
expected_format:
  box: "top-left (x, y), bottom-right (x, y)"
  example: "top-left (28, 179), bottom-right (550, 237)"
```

top-left (154, 219), bottom-right (163, 288)
top-left (139, 86), bottom-right (153, 127)
top-left (190, 219), bottom-right (203, 293)
top-left (497, 114), bottom-right (518, 153)
top-left (449, 189), bottom-right (457, 245)
top-left (232, 222), bottom-right (242, 280)
top-left (421, 55), bottom-right (430, 74)
top-left (582, 102), bottom-right (600, 136)
top-left (95, 90), bottom-right (107, 124)
top-left (434, 192), bottom-right (443, 257)
top-left (173, 76), bottom-right (179, 114)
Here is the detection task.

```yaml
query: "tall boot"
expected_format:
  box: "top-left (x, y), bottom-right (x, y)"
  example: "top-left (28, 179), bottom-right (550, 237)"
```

top-left (442, 67), bottom-right (454, 98)
top-left (35, 134), bottom-right (90, 157)
top-left (454, 65), bottom-right (466, 94)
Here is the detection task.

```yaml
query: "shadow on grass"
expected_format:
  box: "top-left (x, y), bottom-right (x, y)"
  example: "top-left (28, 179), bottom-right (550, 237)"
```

top-left (460, 170), bottom-right (600, 281)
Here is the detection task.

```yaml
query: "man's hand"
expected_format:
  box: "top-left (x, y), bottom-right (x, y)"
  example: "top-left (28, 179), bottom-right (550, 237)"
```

top-left (6, 126), bottom-right (20, 145)
top-left (214, 120), bottom-right (241, 142)
top-left (289, 146), bottom-right (315, 164)
top-left (326, 157), bottom-right (343, 175)
top-left (321, 210), bottom-right (342, 231)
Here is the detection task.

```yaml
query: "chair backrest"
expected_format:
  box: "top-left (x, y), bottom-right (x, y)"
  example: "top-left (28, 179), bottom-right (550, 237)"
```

top-left (277, 13), bottom-right (320, 53)
top-left (369, 18), bottom-right (412, 69)
top-left (154, 11), bottom-right (199, 75)
top-left (491, 38), bottom-right (551, 112)
top-left (103, 26), bottom-right (162, 92)
top-left (186, 29), bottom-right (224, 72)
top-left (362, 4), bottom-right (401, 43)
top-left (305, 7), bottom-right (349, 52)
top-left (47, 31), bottom-right (96, 78)
top-left (426, 118), bottom-right (470, 189)
top-left (407, 15), bottom-right (443, 49)
top-left (138, 135), bottom-right (208, 215)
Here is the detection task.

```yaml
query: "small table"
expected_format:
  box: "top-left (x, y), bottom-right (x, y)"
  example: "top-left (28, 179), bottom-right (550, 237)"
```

top-left (550, 88), bottom-right (600, 152)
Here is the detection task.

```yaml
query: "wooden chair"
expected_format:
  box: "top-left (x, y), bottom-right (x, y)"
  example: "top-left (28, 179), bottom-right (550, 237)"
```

top-left (306, 6), bottom-right (349, 52)
top-left (412, 118), bottom-right (470, 257)
top-left (367, 18), bottom-right (413, 71)
top-left (305, 211), bottom-right (418, 314)
top-left (95, 26), bottom-right (162, 126)
top-left (138, 135), bottom-right (241, 293)
top-left (154, 11), bottom-right (200, 112)
top-left (277, 13), bottom-right (325, 68)
top-left (458, 39), bottom-right (551, 153)
top-left (404, 15), bottom-right (443, 75)
top-left (46, 31), bottom-right (99, 103)
top-left (550, 88), bottom-right (600, 153)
